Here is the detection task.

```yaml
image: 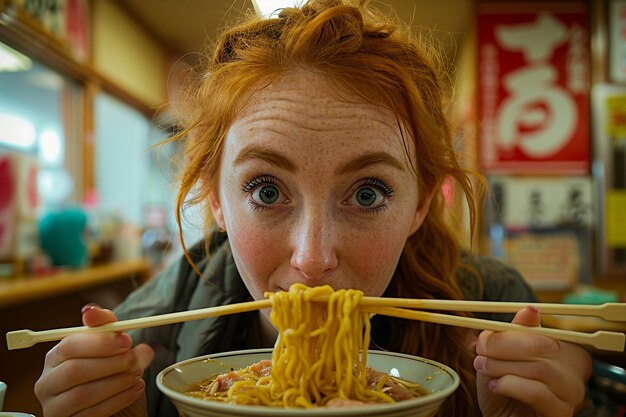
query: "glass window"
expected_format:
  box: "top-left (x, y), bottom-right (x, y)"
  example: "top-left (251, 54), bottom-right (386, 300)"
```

top-left (0, 42), bottom-right (81, 210)
top-left (93, 92), bottom-right (184, 267)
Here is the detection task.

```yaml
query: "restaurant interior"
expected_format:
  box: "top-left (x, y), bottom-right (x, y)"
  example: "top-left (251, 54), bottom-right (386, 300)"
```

top-left (0, 0), bottom-right (625, 415)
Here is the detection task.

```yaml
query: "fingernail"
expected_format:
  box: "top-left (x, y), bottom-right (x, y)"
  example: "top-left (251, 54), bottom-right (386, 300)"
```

top-left (474, 356), bottom-right (484, 371)
top-left (488, 379), bottom-right (497, 391)
top-left (80, 303), bottom-right (100, 314)
top-left (81, 303), bottom-right (101, 314)
top-left (133, 378), bottom-right (145, 392)
top-left (117, 333), bottom-right (132, 348)
top-left (527, 305), bottom-right (539, 313)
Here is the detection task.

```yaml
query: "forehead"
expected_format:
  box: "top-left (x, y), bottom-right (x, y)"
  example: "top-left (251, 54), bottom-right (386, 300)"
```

top-left (225, 71), bottom-right (415, 165)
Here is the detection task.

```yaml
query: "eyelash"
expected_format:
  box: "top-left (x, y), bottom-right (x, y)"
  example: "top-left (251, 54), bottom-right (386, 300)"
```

top-left (355, 178), bottom-right (394, 197)
top-left (241, 175), bottom-right (276, 194)
top-left (240, 176), bottom-right (395, 213)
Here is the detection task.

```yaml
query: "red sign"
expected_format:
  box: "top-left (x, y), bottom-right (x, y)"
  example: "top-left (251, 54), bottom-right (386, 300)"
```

top-left (477, 3), bottom-right (590, 174)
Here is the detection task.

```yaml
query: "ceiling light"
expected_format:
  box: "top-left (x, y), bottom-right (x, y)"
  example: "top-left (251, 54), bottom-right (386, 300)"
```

top-left (39, 129), bottom-right (63, 166)
top-left (0, 113), bottom-right (36, 149)
top-left (0, 42), bottom-right (32, 72)
top-left (251, 0), bottom-right (302, 18)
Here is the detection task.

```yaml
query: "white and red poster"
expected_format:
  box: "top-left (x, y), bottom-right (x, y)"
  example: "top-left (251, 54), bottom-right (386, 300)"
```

top-left (0, 152), bottom-right (39, 260)
top-left (477, 2), bottom-right (590, 174)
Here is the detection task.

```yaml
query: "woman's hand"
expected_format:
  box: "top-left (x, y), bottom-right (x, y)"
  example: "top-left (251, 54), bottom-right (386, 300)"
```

top-left (35, 305), bottom-right (155, 417)
top-left (474, 307), bottom-right (592, 417)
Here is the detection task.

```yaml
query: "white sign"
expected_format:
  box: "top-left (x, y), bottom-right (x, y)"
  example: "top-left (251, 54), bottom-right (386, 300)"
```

top-left (488, 176), bottom-right (593, 227)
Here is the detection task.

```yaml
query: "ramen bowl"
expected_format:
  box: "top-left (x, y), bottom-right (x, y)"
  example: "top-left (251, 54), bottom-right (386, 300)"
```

top-left (157, 348), bottom-right (460, 417)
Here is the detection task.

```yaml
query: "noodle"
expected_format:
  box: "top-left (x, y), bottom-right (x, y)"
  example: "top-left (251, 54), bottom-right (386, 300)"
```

top-left (185, 284), bottom-right (424, 407)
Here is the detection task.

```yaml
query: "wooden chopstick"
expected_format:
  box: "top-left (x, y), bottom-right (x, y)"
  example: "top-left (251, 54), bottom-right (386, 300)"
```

top-left (358, 298), bottom-right (626, 322)
top-left (6, 299), bottom-right (272, 350)
top-left (363, 306), bottom-right (626, 352)
top-left (6, 296), bottom-right (626, 351)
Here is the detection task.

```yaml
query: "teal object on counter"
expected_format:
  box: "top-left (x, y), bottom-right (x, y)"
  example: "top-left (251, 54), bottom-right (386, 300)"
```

top-left (39, 208), bottom-right (88, 268)
top-left (563, 287), bottom-right (619, 304)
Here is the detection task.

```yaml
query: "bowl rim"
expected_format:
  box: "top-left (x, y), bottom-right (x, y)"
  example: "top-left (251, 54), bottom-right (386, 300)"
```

top-left (156, 348), bottom-right (460, 416)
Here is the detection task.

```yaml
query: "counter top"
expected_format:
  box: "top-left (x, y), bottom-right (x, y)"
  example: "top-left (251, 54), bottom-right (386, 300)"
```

top-left (0, 259), bottom-right (151, 308)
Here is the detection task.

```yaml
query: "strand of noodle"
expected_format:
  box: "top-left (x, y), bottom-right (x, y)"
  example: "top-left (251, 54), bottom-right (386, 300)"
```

top-left (311, 288), bottom-right (331, 402)
top-left (292, 289), bottom-right (308, 403)
top-left (341, 291), bottom-right (359, 398)
top-left (332, 291), bottom-right (345, 399)
top-left (302, 289), bottom-right (314, 397)
top-left (310, 294), bottom-right (331, 403)
top-left (319, 291), bottom-right (336, 391)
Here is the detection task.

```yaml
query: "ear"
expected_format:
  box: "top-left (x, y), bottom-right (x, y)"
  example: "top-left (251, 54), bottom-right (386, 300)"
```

top-left (408, 189), bottom-right (435, 236)
top-left (208, 191), bottom-right (226, 231)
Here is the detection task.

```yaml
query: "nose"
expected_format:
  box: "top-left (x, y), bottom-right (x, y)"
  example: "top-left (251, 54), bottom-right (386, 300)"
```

top-left (290, 207), bottom-right (338, 283)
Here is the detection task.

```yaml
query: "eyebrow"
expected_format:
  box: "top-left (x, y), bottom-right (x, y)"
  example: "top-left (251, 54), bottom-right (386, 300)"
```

top-left (334, 151), bottom-right (405, 175)
top-left (233, 145), bottom-right (298, 172)
top-left (233, 145), bottom-right (405, 174)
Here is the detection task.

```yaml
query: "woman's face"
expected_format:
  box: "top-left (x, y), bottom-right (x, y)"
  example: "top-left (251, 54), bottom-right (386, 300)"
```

top-left (210, 71), bottom-right (430, 300)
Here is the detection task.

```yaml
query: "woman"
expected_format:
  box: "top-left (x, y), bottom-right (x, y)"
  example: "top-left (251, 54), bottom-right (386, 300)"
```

top-left (34, 1), bottom-right (592, 416)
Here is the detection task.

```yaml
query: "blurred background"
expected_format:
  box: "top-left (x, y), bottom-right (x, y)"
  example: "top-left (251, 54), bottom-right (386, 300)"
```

top-left (0, 0), bottom-right (625, 414)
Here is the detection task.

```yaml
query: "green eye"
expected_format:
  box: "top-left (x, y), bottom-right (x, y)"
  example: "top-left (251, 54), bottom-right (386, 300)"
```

top-left (355, 187), bottom-right (378, 207)
top-left (255, 185), bottom-right (280, 204)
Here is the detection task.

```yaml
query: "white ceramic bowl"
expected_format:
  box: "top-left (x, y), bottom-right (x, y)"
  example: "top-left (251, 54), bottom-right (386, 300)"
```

top-left (157, 348), bottom-right (460, 417)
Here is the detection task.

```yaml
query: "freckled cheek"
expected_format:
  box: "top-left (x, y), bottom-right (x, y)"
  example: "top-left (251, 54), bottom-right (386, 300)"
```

top-left (228, 224), bottom-right (286, 282)
top-left (343, 233), bottom-right (404, 296)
